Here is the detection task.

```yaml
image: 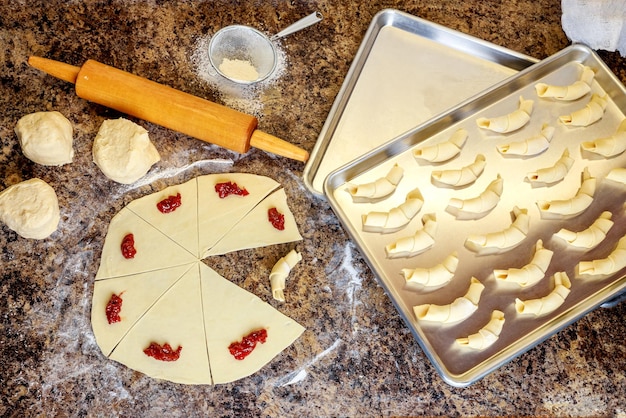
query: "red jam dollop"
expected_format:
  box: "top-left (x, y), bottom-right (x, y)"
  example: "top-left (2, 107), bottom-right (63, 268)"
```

top-left (105, 293), bottom-right (123, 324)
top-left (267, 207), bottom-right (285, 230)
top-left (121, 233), bottom-right (137, 259)
top-left (143, 342), bottom-right (182, 362)
top-left (228, 329), bottom-right (268, 360)
top-left (157, 193), bottom-right (182, 213)
top-left (215, 181), bottom-right (249, 198)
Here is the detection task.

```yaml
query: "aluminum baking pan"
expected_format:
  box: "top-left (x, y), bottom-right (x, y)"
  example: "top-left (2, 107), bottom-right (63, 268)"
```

top-left (304, 8), bottom-right (537, 196)
top-left (325, 44), bottom-right (626, 386)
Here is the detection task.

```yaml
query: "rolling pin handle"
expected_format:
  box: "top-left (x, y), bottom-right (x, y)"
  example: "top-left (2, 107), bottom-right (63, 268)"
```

top-left (27, 56), bottom-right (80, 84)
top-left (250, 130), bottom-right (309, 162)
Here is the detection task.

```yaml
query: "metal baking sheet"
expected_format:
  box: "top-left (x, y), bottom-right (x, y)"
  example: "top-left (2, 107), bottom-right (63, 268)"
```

top-left (324, 44), bottom-right (626, 386)
top-left (303, 9), bottom-right (538, 196)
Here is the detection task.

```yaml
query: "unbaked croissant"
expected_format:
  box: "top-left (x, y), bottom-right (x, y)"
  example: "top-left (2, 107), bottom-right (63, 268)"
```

top-left (554, 211), bottom-right (613, 249)
top-left (447, 175), bottom-right (503, 218)
top-left (477, 96), bottom-right (533, 133)
top-left (346, 164), bottom-right (404, 201)
top-left (413, 128), bottom-right (468, 163)
top-left (401, 251), bottom-right (458, 289)
top-left (494, 239), bottom-right (553, 287)
top-left (456, 310), bottom-right (505, 350)
top-left (362, 188), bottom-right (423, 233)
top-left (413, 277), bottom-right (484, 324)
top-left (497, 125), bottom-right (554, 156)
top-left (385, 213), bottom-right (437, 258)
top-left (607, 167), bottom-right (626, 185)
top-left (536, 167), bottom-right (595, 218)
top-left (559, 94), bottom-right (608, 127)
top-left (526, 148), bottom-right (574, 185)
top-left (431, 154), bottom-right (486, 187)
top-left (577, 234), bottom-right (626, 276)
top-left (515, 271), bottom-right (571, 317)
top-left (465, 206), bottom-right (530, 254)
top-left (580, 119), bottom-right (626, 158)
top-left (269, 249), bottom-right (302, 302)
top-left (535, 64), bottom-right (594, 101)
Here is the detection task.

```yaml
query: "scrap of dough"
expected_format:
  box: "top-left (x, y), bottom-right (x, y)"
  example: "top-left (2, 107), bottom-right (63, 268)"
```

top-left (431, 154), bottom-right (486, 187)
top-left (385, 213), bottom-right (437, 258)
top-left (0, 178), bottom-right (60, 239)
top-left (362, 188), bottom-right (423, 233)
top-left (270, 249), bottom-right (302, 302)
top-left (494, 239), bottom-right (553, 287)
top-left (346, 164), bottom-right (404, 200)
top-left (456, 310), bottom-right (505, 350)
top-left (554, 211), bottom-right (613, 249)
top-left (401, 252), bottom-right (458, 288)
top-left (476, 96), bottom-right (534, 133)
top-left (535, 64), bottom-right (594, 101)
top-left (606, 167), bottom-right (626, 185)
top-left (92, 118), bottom-right (161, 184)
top-left (413, 277), bottom-right (484, 324)
top-left (515, 271), bottom-right (571, 317)
top-left (465, 206), bottom-right (530, 254)
top-left (536, 167), bottom-right (595, 218)
top-left (14, 111), bottom-right (74, 166)
top-left (580, 119), bottom-right (626, 157)
top-left (413, 128), bottom-right (467, 163)
top-left (577, 234), bottom-right (626, 276)
top-left (559, 94), bottom-right (608, 127)
top-left (447, 175), bottom-right (503, 217)
top-left (497, 125), bottom-right (555, 156)
top-left (526, 149), bottom-right (574, 184)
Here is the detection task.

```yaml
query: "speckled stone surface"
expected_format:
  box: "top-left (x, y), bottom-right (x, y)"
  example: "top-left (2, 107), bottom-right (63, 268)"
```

top-left (1, 1), bottom-right (625, 416)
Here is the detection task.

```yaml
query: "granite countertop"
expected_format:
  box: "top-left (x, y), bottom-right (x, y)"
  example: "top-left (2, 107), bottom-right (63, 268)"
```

top-left (1, 1), bottom-right (625, 416)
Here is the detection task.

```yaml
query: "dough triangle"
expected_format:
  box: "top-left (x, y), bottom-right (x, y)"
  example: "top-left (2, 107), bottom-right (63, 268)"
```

top-left (109, 263), bottom-right (212, 384)
top-left (205, 188), bottom-right (302, 256)
top-left (199, 264), bottom-right (305, 384)
top-left (127, 178), bottom-right (200, 257)
top-left (197, 173), bottom-right (280, 258)
top-left (91, 263), bottom-right (195, 357)
top-left (96, 207), bottom-right (198, 280)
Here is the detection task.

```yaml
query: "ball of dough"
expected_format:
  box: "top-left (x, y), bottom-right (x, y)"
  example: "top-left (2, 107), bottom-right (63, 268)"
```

top-left (0, 178), bottom-right (60, 239)
top-left (92, 118), bottom-right (161, 184)
top-left (14, 111), bottom-right (74, 166)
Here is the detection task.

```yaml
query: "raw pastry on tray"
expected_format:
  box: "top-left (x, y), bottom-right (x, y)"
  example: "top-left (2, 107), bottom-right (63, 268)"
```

top-left (476, 96), bottom-right (533, 133)
top-left (535, 64), bottom-right (594, 101)
top-left (413, 277), bottom-right (484, 324)
top-left (515, 271), bottom-right (571, 317)
top-left (465, 206), bottom-right (530, 255)
top-left (413, 128), bottom-right (467, 163)
top-left (494, 239), bottom-right (553, 287)
top-left (456, 310), bottom-right (505, 350)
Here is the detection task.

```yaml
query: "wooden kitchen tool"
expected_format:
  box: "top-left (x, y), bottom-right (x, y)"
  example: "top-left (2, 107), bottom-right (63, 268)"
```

top-left (27, 56), bottom-right (309, 162)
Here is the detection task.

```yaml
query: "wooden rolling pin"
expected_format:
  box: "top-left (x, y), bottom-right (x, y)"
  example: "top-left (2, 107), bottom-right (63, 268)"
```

top-left (28, 56), bottom-right (309, 162)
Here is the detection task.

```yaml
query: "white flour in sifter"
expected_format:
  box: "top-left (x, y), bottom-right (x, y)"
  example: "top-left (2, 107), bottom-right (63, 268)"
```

top-left (218, 58), bottom-right (259, 82)
top-left (191, 34), bottom-right (286, 116)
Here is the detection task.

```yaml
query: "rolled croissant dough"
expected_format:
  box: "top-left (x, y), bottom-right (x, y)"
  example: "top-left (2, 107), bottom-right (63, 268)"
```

top-left (14, 111), bottom-right (75, 166)
top-left (92, 173), bottom-right (305, 384)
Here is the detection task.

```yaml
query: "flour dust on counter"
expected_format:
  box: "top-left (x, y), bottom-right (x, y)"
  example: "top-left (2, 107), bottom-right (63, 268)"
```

top-left (191, 34), bottom-right (287, 117)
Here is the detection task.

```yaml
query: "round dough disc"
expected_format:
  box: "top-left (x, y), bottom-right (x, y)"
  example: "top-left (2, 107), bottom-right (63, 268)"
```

top-left (14, 111), bottom-right (74, 166)
top-left (92, 118), bottom-right (160, 184)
